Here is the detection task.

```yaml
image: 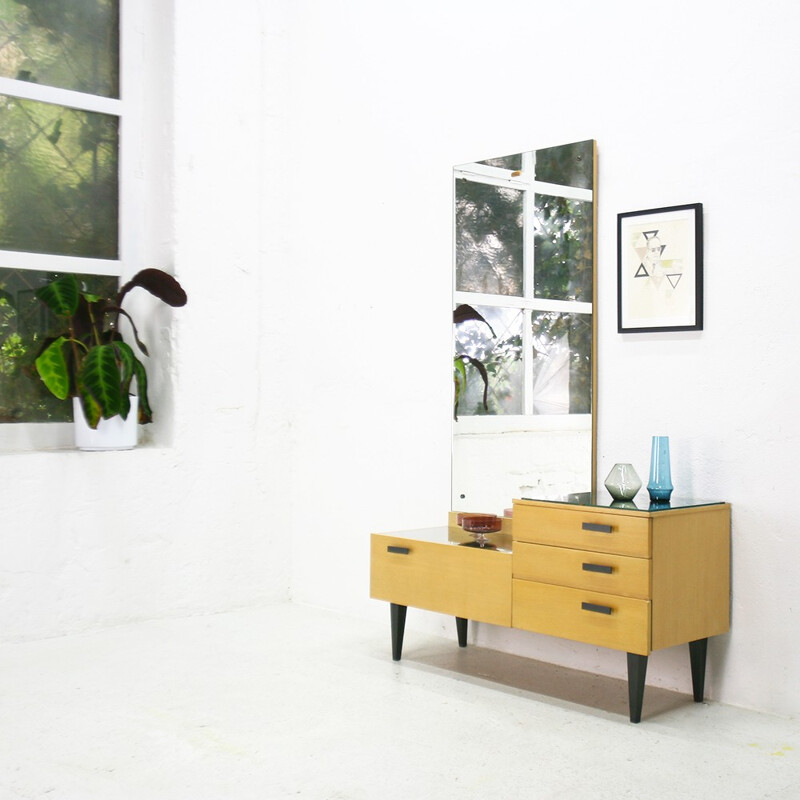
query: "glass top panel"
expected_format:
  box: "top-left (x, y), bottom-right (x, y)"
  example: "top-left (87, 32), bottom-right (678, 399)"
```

top-left (518, 491), bottom-right (725, 512)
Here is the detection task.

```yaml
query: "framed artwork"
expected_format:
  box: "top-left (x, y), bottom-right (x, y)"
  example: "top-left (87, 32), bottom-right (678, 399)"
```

top-left (617, 203), bottom-right (703, 333)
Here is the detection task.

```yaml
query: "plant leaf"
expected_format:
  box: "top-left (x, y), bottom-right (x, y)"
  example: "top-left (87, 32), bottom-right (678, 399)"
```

top-left (118, 268), bottom-right (187, 308)
top-left (77, 389), bottom-right (102, 429)
top-left (35, 336), bottom-right (71, 399)
top-left (79, 344), bottom-right (123, 420)
top-left (106, 306), bottom-right (148, 356)
top-left (132, 356), bottom-right (152, 424)
top-left (453, 357), bottom-right (467, 420)
top-left (36, 273), bottom-right (79, 317)
top-left (112, 341), bottom-right (135, 392)
top-left (462, 355), bottom-right (490, 412)
top-left (453, 303), bottom-right (496, 337)
top-left (112, 341), bottom-right (137, 419)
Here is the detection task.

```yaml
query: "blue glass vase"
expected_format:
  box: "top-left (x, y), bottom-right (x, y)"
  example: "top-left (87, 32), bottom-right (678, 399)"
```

top-left (647, 436), bottom-right (673, 503)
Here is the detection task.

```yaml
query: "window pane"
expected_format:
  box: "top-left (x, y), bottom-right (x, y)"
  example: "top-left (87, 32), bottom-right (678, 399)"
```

top-left (0, 95), bottom-right (118, 258)
top-left (455, 305), bottom-right (523, 416)
top-left (0, 0), bottom-right (119, 98)
top-left (455, 179), bottom-right (523, 296)
top-left (531, 311), bottom-right (592, 414)
top-left (533, 194), bottom-right (593, 302)
top-left (535, 140), bottom-right (593, 190)
top-left (479, 153), bottom-right (522, 172)
top-left (0, 268), bottom-right (118, 422)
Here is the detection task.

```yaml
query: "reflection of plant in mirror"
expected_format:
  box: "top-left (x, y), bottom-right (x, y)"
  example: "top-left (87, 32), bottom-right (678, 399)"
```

top-left (454, 304), bottom-right (523, 417)
top-left (453, 304), bottom-right (493, 420)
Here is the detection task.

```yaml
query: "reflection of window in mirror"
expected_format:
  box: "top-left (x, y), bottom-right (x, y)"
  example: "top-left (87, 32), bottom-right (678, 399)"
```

top-left (452, 140), bottom-right (595, 511)
top-left (454, 140), bottom-right (593, 419)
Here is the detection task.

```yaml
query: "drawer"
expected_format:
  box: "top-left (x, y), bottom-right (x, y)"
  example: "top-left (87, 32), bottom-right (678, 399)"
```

top-left (512, 579), bottom-right (651, 655)
top-left (370, 534), bottom-right (512, 626)
top-left (514, 542), bottom-right (650, 599)
top-left (513, 503), bottom-right (651, 557)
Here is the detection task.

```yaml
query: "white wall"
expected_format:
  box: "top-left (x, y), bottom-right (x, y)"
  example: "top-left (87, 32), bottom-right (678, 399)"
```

top-left (3, 0), bottom-right (798, 720)
top-left (279, 0), bottom-right (800, 717)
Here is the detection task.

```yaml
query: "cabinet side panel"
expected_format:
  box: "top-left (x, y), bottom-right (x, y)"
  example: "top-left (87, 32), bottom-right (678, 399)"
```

top-left (651, 506), bottom-right (731, 650)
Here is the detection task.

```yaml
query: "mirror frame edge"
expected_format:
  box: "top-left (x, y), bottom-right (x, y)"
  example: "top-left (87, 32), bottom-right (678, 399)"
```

top-left (591, 139), bottom-right (598, 494)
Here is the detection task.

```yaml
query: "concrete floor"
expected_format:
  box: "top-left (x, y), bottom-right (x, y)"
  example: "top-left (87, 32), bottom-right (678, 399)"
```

top-left (0, 603), bottom-right (797, 799)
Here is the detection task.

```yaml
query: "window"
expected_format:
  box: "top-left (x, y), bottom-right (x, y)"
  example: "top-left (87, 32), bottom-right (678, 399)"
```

top-left (453, 140), bottom-right (594, 422)
top-left (0, 0), bottom-right (121, 424)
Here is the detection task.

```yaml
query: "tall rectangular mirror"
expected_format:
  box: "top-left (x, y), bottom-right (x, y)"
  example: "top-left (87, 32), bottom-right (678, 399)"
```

top-left (452, 140), bottom-right (597, 514)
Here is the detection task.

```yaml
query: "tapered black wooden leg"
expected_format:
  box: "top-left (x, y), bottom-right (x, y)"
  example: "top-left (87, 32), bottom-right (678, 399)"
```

top-left (627, 652), bottom-right (648, 723)
top-left (689, 638), bottom-right (708, 702)
top-left (456, 617), bottom-right (468, 647)
top-left (390, 603), bottom-right (407, 661)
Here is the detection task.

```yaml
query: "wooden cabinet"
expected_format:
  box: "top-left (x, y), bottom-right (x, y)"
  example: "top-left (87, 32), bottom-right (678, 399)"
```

top-left (370, 499), bottom-right (731, 723)
top-left (512, 499), bottom-right (730, 654)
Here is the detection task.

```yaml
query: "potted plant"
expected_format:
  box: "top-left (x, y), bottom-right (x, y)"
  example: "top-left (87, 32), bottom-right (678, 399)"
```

top-left (34, 268), bottom-right (187, 447)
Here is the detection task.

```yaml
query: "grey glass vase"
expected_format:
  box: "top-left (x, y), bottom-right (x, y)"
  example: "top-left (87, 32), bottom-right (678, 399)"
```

top-left (604, 463), bottom-right (642, 501)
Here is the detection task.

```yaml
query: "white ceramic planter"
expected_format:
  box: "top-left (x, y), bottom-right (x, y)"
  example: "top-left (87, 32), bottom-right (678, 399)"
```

top-left (72, 396), bottom-right (139, 451)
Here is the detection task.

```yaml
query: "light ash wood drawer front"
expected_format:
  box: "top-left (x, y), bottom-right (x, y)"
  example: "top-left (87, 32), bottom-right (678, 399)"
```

top-left (513, 542), bottom-right (651, 599)
top-left (512, 579), bottom-right (651, 655)
top-left (370, 534), bottom-right (512, 627)
top-left (513, 504), bottom-right (651, 557)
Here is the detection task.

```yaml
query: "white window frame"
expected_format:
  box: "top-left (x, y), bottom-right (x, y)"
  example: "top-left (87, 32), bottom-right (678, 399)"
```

top-left (453, 152), bottom-right (594, 431)
top-left (0, 1), bottom-right (144, 451)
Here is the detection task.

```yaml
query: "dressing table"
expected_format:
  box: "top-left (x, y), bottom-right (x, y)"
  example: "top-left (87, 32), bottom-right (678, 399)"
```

top-left (370, 495), bottom-right (731, 723)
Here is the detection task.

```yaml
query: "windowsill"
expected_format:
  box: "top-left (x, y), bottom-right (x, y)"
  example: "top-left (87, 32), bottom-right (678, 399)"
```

top-left (0, 423), bottom-right (165, 454)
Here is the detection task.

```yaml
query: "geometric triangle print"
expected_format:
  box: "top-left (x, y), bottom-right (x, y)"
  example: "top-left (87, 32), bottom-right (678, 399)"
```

top-left (635, 263), bottom-right (649, 277)
top-left (666, 273), bottom-right (682, 289)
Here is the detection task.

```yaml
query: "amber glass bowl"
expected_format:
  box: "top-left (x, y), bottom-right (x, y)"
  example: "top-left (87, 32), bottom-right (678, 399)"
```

top-left (458, 513), bottom-right (502, 533)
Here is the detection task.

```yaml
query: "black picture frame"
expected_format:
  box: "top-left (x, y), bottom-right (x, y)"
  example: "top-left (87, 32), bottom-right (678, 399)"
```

top-left (617, 203), bottom-right (703, 333)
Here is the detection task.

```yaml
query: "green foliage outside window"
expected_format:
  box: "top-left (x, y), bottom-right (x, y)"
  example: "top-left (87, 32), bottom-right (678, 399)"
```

top-left (0, 269), bottom-right (117, 422)
top-left (0, 97), bottom-right (119, 258)
top-left (0, 0), bottom-right (119, 97)
top-left (0, 0), bottom-right (121, 423)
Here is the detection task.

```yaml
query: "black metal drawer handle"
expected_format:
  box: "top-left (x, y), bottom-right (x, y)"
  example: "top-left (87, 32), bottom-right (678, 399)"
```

top-left (387, 546), bottom-right (410, 555)
top-left (582, 522), bottom-right (613, 534)
top-left (582, 602), bottom-right (613, 615)
top-left (582, 563), bottom-right (613, 574)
